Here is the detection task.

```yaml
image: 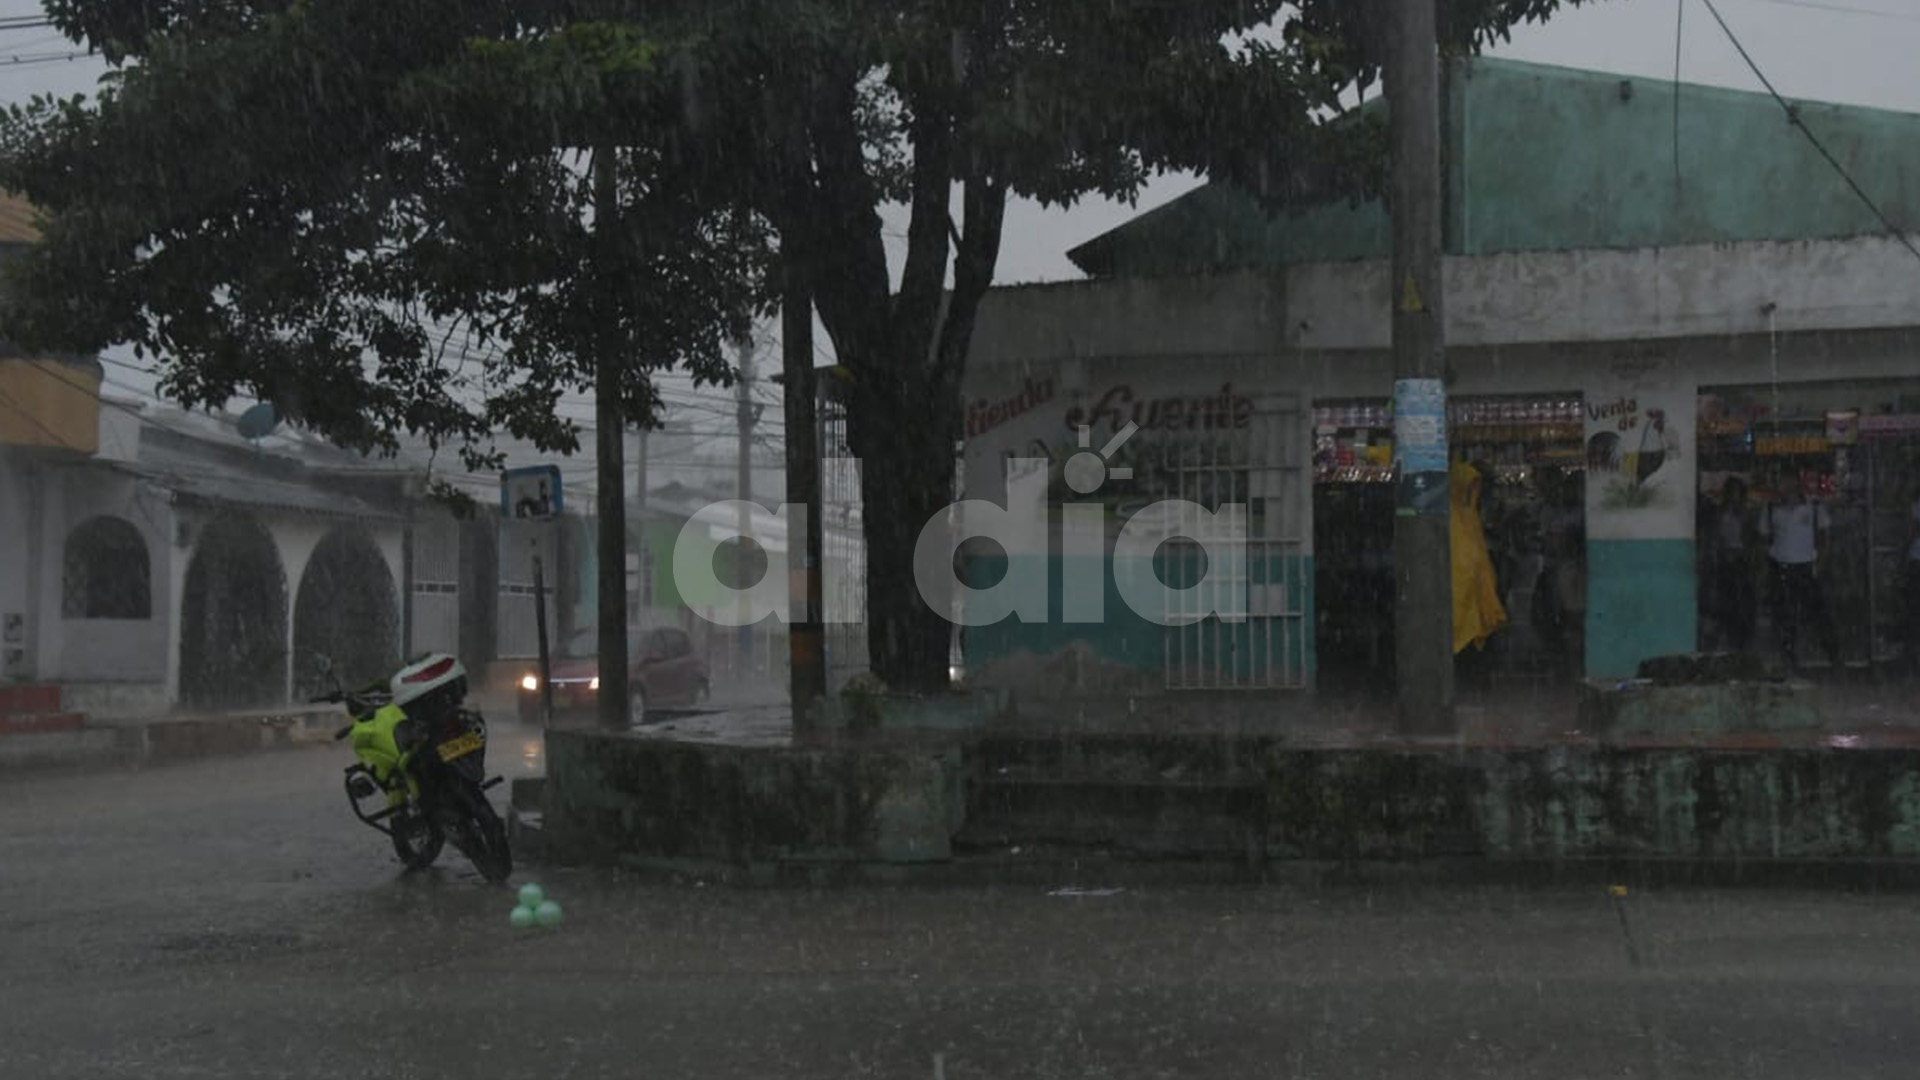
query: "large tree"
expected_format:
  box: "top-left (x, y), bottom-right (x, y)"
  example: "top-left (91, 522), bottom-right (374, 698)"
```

top-left (9, 0), bottom-right (1593, 698)
top-left (669, 0), bottom-right (1593, 690)
top-left (3, 1), bottom-right (769, 718)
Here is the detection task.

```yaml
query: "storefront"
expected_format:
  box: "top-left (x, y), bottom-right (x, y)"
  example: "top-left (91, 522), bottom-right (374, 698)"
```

top-left (1311, 393), bottom-right (1587, 689)
top-left (1697, 380), bottom-right (1920, 670)
top-left (957, 361), bottom-right (1314, 696)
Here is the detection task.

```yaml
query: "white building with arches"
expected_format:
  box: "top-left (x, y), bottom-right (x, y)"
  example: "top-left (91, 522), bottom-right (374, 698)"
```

top-left (1, 385), bottom-right (417, 718)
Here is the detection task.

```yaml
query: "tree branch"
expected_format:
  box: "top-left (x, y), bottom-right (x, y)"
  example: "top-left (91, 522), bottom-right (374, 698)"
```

top-left (933, 169), bottom-right (1007, 392)
top-left (891, 90), bottom-right (955, 374)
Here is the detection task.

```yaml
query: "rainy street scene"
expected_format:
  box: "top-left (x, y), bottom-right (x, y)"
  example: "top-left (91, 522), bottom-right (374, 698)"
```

top-left (10, 0), bottom-right (1920, 1076)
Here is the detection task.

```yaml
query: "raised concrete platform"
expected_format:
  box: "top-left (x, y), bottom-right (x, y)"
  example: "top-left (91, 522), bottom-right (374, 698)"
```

top-left (538, 714), bottom-right (1920, 879)
top-left (1579, 677), bottom-right (1823, 738)
top-left (542, 727), bottom-right (966, 870)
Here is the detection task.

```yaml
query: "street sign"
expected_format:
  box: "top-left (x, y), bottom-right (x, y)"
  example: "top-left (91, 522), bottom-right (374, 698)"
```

top-left (502, 465), bottom-right (563, 521)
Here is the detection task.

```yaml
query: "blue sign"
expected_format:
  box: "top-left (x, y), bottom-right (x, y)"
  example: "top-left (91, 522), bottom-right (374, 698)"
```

top-left (502, 466), bottom-right (563, 521)
top-left (1393, 378), bottom-right (1449, 517)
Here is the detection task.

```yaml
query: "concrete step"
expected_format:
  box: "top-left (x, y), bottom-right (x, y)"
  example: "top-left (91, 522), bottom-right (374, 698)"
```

top-left (1, 708), bottom-right (343, 772)
top-left (0, 712), bottom-right (85, 736)
top-left (0, 726), bottom-right (135, 771)
top-left (959, 776), bottom-right (1266, 861)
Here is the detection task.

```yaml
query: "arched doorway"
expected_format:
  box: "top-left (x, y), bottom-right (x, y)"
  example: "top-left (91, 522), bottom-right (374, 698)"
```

top-left (179, 512), bottom-right (289, 710)
top-left (292, 526), bottom-right (399, 700)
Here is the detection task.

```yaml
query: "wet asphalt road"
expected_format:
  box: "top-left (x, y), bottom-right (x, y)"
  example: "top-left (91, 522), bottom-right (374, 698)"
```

top-left (6, 735), bottom-right (1920, 1079)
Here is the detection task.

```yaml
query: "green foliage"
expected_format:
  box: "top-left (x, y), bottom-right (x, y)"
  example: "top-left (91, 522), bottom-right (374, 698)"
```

top-left (839, 672), bottom-right (889, 733)
top-left (651, 0), bottom-right (1598, 688)
top-left (9, 0), bottom-right (1597, 690)
top-left (3, 0), bottom-right (770, 472)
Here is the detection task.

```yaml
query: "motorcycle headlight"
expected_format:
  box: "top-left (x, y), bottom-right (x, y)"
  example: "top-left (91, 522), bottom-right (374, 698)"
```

top-left (520, 674), bottom-right (539, 692)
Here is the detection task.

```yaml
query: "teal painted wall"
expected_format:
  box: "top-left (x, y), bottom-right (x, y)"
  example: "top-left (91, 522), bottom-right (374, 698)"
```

top-left (1071, 57), bottom-right (1920, 276)
top-left (1449, 60), bottom-right (1909, 256)
top-left (961, 552), bottom-right (1314, 684)
top-left (1586, 539), bottom-right (1698, 680)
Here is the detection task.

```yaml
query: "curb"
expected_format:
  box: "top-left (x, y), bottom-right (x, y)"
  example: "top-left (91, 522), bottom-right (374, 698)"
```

top-left (0, 710), bottom-right (342, 774)
top-left (515, 844), bottom-right (1920, 892)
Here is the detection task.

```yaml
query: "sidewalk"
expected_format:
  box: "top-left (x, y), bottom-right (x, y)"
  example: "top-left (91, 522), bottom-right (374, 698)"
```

top-left (0, 694), bottom-right (551, 774)
top-left (553, 670), bottom-right (1920, 755)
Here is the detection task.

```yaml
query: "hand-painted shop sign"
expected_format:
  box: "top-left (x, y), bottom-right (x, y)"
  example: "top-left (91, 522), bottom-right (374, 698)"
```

top-left (1064, 383), bottom-right (1254, 436)
top-left (1586, 395), bottom-right (1640, 429)
top-left (965, 376), bottom-right (1056, 437)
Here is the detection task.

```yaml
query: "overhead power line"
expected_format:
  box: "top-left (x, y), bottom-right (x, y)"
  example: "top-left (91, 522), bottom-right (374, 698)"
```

top-left (1741, 0), bottom-right (1920, 22)
top-left (0, 49), bottom-right (91, 66)
top-left (1700, 0), bottom-right (1920, 268)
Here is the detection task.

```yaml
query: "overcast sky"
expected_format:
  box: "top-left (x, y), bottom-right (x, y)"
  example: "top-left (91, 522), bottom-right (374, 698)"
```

top-left (2, 0), bottom-right (1915, 429)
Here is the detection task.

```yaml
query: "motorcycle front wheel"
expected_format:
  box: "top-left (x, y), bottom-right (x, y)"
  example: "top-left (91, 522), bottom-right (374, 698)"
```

top-left (390, 808), bottom-right (445, 871)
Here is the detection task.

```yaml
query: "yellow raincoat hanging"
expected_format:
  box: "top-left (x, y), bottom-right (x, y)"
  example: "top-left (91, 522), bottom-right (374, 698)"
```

top-left (1451, 460), bottom-right (1507, 653)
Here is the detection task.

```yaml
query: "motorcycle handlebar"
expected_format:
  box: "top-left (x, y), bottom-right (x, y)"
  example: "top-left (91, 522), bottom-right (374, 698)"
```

top-left (333, 724), bottom-right (353, 741)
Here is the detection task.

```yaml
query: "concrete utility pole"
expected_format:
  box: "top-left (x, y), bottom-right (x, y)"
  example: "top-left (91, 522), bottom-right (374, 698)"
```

top-left (592, 145), bottom-right (632, 730)
top-left (635, 426), bottom-right (648, 513)
top-left (735, 335), bottom-right (756, 679)
top-left (780, 260), bottom-right (826, 735)
top-left (1386, 0), bottom-right (1455, 733)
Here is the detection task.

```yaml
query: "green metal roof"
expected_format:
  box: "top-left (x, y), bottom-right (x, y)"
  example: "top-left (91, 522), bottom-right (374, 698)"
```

top-left (1068, 57), bottom-right (1920, 277)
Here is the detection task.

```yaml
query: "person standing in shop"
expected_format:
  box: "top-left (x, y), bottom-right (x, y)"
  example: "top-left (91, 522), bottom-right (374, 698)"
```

top-left (1710, 477), bottom-right (1760, 652)
top-left (1759, 473), bottom-right (1839, 673)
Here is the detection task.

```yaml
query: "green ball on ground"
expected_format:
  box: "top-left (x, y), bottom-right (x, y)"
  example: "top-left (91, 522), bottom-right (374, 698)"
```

top-left (534, 900), bottom-right (563, 928)
top-left (509, 906), bottom-right (535, 930)
top-left (518, 883), bottom-right (545, 908)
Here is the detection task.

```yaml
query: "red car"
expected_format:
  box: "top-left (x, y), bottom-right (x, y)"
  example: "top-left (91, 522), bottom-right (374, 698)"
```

top-left (517, 626), bottom-right (709, 724)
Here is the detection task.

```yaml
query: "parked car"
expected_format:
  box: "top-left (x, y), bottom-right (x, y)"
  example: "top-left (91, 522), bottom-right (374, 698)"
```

top-left (517, 626), bottom-right (708, 724)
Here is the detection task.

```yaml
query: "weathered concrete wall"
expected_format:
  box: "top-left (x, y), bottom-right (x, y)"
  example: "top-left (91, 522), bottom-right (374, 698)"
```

top-left (1266, 748), bottom-right (1920, 861)
top-left (0, 453), bottom-right (33, 678)
top-left (41, 464), bottom-right (174, 684)
top-left (544, 730), bottom-right (1920, 871)
top-left (968, 271), bottom-right (1286, 369)
top-left (543, 730), bottom-right (959, 868)
top-left (1284, 235), bottom-right (1920, 353)
top-left (1578, 679), bottom-right (1822, 739)
top-left (973, 239), bottom-right (1920, 386)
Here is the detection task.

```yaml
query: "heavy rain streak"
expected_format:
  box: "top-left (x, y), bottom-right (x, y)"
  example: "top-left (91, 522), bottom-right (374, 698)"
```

top-left (9, 1), bottom-right (1920, 1076)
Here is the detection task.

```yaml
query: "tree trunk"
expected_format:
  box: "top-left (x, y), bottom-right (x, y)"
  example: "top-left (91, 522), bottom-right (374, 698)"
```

top-left (855, 400), bottom-right (957, 692)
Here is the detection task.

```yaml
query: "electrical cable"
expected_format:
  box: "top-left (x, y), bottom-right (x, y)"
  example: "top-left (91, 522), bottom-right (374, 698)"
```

top-left (1700, 0), bottom-right (1920, 268)
top-left (1673, 0), bottom-right (1685, 186)
top-left (1741, 0), bottom-right (1920, 22)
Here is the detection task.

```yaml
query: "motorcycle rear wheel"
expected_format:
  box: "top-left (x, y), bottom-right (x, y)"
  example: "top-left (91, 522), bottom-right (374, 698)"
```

top-left (390, 809), bottom-right (445, 871)
top-left (454, 785), bottom-right (512, 883)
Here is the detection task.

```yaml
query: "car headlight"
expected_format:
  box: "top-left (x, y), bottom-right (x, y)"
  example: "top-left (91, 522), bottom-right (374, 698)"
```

top-left (589, 676), bottom-right (600, 691)
top-left (520, 674), bottom-right (539, 692)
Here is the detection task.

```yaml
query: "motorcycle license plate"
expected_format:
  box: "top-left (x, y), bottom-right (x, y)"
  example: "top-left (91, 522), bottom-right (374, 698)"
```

top-left (437, 732), bottom-right (484, 762)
